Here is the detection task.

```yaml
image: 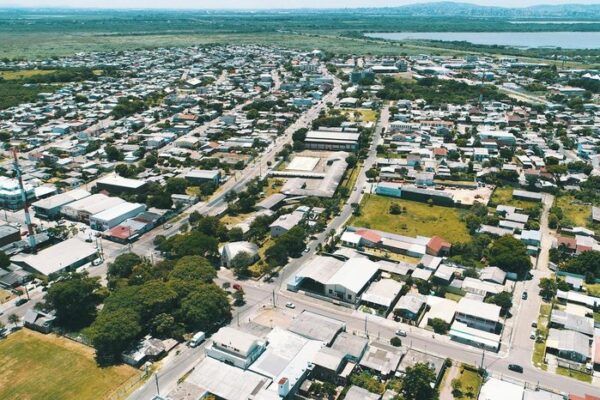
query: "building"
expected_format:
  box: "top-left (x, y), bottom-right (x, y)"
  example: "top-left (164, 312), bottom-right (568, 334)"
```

top-left (455, 297), bottom-right (501, 333)
top-left (394, 293), bottom-right (426, 322)
top-left (269, 211), bottom-right (304, 237)
top-left (89, 202), bottom-right (146, 231)
top-left (512, 189), bottom-right (543, 202)
top-left (0, 177), bottom-right (35, 210)
top-left (32, 189), bottom-right (91, 219)
top-left (13, 238), bottom-right (97, 276)
top-left (449, 321), bottom-right (501, 352)
top-left (95, 175), bottom-right (147, 195)
top-left (359, 341), bottom-right (402, 378)
top-left (304, 131), bottom-right (360, 151)
top-left (547, 328), bottom-right (591, 363)
top-left (220, 241), bottom-right (259, 268)
top-left (345, 385), bottom-right (381, 400)
top-left (288, 311), bottom-right (346, 345)
top-left (205, 327), bottom-right (266, 370)
top-left (550, 311), bottom-right (594, 336)
top-left (184, 169), bottom-right (221, 185)
top-left (0, 225), bottom-right (21, 247)
top-left (122, 335), bottom-right (176, 367)
top-left (324, 258), bottom-right (379, 304)
top-left (61, 193), bottom-right (125, 222)
top-left (361, 278), bottom-right (403, 314)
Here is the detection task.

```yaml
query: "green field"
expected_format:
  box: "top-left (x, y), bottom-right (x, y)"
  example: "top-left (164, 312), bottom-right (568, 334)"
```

top-left (0, 329), bottom-right (139, 400)
top-left (350, 194), bottom-right (471, 243)
top-left (0, 69), bottom-right (57, 80)
top-left (556, 366), bottom-right (592, 383)
top-left (555, 195), bottom-right (593, 228)
top-left (490, 187), bottom-right (541, 210)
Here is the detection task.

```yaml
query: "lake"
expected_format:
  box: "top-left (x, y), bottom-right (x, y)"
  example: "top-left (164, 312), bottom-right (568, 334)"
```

top-left (364, 32), bottom-right (600, 49)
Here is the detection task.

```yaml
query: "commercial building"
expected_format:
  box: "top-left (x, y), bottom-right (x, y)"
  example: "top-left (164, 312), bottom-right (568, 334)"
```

top-left (0, 225), bottom-right (21, 247)
top-left (0, 177), bottom-right (35, 210)
top-left (95, 175), bottom-right (147, 195)
top-left (89, 202), bottom-right (146, 231)
top-left (61, 193), bottom-right (125, 222)
top-left (304, 131), bottom-right (360, 151)
top-left (13, 238), bottom-right (97, 276)
top-left (32, 189), bottom-right (91, 219)
top-left (184, 169), bottom-right (221, 185)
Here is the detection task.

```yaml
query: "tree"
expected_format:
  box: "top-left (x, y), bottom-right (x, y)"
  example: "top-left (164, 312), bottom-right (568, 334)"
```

top-left (430, 318), bottom-right (450, 334)
top-left (165, 178), bottom-right (188, 194)
top-left (401, 363), bottom-right (438, 400)
top-left (170, 256), bottom-right (216, 283)
top-left (228, 227), bottom-right (244, 242)
top-left (390, 203), bottom-right (402, 215)
top-left (104, 144), bottom-right (124, 161)
top-left (150, 313), bottom-right (184, 340)
top-left (487, 291), bottom-right (513, 316)
top-left (232, 288), bottom-right (245, 306)
top-left (45, 273), bottom-right (104, 329)
top-left (8, 313), bottom-right (19, 328)
top-left (230, 251), bottom-right (255, 277)
top-left (562, 251), bottom-right (600, 280)
top-left (487, 235), bottom-right (532, 278)
top-left (179, 284), bottom-right (231, 332)
top-left (86, 308), bottom-right (142, 364)
top-left (539, 277), bottom-right (557, 300)
top-left (390, 336), bottom-right (402, 347)
top-left (108, 253), bottom-right (142, 279)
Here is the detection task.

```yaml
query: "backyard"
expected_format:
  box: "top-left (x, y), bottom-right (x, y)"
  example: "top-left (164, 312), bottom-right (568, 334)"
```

top-left (0, 329), bottom-right (139, 400)
top-left (490, 186), bottom-right (541, 210)
top-left (350, 194), bottom-right (471, 243)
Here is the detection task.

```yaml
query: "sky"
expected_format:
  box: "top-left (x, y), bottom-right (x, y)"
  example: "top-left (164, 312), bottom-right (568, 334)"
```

top-left (1, 0), bottom-right (599, 10)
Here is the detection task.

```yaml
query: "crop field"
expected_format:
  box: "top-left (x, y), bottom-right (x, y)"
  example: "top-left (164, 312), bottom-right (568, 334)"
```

top-left (350, 194), bottom-right (471, 244)
top-left (0, 329), bottom-right (139, 400)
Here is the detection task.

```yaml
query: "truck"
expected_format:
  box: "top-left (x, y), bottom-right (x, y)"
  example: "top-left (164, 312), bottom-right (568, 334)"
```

top-left (189, 331), bottom-right (206, 347)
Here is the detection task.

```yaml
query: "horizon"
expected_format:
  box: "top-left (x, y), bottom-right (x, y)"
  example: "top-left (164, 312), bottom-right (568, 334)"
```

top-left (2, 0), bottom-right (600, 11)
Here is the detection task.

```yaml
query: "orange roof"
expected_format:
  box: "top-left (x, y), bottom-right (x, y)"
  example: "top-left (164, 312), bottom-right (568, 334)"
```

top-left (355, 229), bottom-right (382, 244)
top-left (570, 395), bottom-right (600, 400)
top-left (107, 225), bottom-right (134, 240)
top-left (427, 236), bottom-right (451, 254)
top-left (557, 236), bottom-right (577, 250)
top-left (433, 148), bottom-right (448, 156)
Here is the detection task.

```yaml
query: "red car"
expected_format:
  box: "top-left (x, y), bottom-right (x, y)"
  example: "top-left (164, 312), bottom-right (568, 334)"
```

top-left (232, 283), bottom-right (242, 291)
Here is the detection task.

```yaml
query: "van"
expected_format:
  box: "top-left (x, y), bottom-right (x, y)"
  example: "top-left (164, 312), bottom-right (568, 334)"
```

top-left (189, 331), bottom-right (206, 347)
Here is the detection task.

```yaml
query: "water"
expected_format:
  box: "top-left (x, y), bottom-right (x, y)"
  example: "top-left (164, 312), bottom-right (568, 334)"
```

top-left (364, 31), bottom-right (600, 49)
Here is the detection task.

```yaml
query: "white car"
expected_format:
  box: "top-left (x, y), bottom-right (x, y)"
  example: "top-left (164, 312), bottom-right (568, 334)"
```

top-left (92, 258), bottom-right (104, 266)
top-left (285, 302), bottom-right (296, 309)
top-left (395, 329), bottom-right (407, 337)
top-left (530, 330), bottom-right (536, 340)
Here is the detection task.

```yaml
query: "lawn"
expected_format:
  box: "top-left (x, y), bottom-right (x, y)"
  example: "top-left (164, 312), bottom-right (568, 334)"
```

top-left (585, 283), bottom-right (600, 297)
top-left (555, 195), bottom-right (593, 229)
top-left (0, 69), bottom-right (56, 80)
top-left (340, 108), bottom-right (378, 122)
top-left (490, 187), bottom-right (540, 210)
top-left (341, 164), bottom-right (362, 192)
top-left (452, 365), bottom-right (483, 400)
top-left (350, 194), bottom-right (471, 244)
top-left (264, 178), bottom-right (285, 197)
top-left (0, 329), bottom-right (139, 400)
top-left (364, 248), bottom-right (420, 265)
top-left (556, 366), bottom-right (592, 383)
top-left (532, 303), bottom-right (552, 370)
top-left (444, 292), bottom-right (464, 302)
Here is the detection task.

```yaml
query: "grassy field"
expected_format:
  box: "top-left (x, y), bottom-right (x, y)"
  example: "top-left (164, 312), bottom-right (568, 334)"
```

top-left (555, 195), bottom-right (592, 228)
top-left (585, 283), bottom-right (600, 297)
top-left (490, 186), bottom-right (541, 210)
top-left (0, 69), bottom-right (56, 80)
top-left (0, 329), bottom-right (139, 400)
top-left (556, 366), bottom-right (592, 383)
top-left (350, 194), bottom-right (471, 243)
top-left (452, 365), bottom-right (483, 400)
top-left (340, 108), bottom-right (378, 123)
top-left (444, 292), bottom-right (464, 302)
top-left (532, 303), bottom-right (552, 370)
top-left (364, 248), bottom-right (421, 265)
top-left (0, 289), bottom-right (14, 304)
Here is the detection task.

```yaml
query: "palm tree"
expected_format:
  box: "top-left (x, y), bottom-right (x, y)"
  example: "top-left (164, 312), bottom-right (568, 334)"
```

top-left (8, 313), bottom-right (19, 329)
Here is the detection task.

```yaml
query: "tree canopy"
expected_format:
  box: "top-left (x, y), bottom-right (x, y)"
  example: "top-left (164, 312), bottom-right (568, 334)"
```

top-left (487, 235), bottom-right (532, 278)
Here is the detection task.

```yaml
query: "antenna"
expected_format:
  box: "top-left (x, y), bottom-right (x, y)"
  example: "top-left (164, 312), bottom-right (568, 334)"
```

top-left (12, 148), bottom-right (36, 253)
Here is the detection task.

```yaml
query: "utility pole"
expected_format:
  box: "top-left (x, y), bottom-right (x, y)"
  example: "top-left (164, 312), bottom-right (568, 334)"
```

top-left (272, 289), bottom-right (276, 307)
top-left (12, 148), bottom-right (36, 253)
top-left (154, 374), bottom-right (160, 396)
top-left (364, 314), bottom-right (369, 339)
top-left (480, 347), bottom-right (486, 370)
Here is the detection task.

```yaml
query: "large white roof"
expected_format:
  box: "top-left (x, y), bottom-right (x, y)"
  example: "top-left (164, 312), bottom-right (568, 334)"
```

top-left (17, 238), bottom-right (97, 276)
top-left (327, 257), bottom-right (379, 294)
top-left (456, 297), bottom-right (501, 323)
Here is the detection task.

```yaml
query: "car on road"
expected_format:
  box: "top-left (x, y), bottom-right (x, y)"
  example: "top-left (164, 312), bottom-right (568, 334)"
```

top-left (285, 302), bottom-right (296, 309)
top-left (395, 329), bottom-right (407, 337)
top-left (15, 298), bottom-right (29, 306)
top-left (163, 223), bottom-right (173, 230)
top-left (531, 321), bottom-right (537, 328)
top-left (232, 283), bottom-right (242, 291)
top-left (522, 291), bottom-right (528, 300)
top-left (508, 364), bottom-right (523, 373)
top-left (189, 331), bottom-right (206, 347)
top-left (530, 330), bottom-right (536, 339)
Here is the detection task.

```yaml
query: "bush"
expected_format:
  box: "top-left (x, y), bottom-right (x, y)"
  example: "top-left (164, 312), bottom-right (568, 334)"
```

top-left (390, 336), bottom-right (402, 347)
top-left (430, 318), bottom-right (450, 334)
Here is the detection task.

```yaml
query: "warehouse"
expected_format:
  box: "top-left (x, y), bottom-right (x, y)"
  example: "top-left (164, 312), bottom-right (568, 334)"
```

top-left (96, 175), bottom-right (148, 195)
top-left (61, 193), bottom-right (126, 222)
top-left (184, 169), bottom-right (221, 185)
top-left (32, 188), bottom-right (91, 219)
top-left (304, 131), bottom-right (360, 151)
top-left (0, 225), bottom-right (21, 247)
top-left (13, 238), bottom-right (97, 277)
top-left (89, 202), bottom-right (146, 231)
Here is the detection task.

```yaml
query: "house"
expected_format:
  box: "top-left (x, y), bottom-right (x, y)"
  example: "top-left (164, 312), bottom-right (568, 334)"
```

top-left (359, 341), bottom-right (402, 378)
top-left (311, 347), bottom-right (352, 385)
top-left (269, 211), bottom-right (304, 237)
top-left (205, 327), bottom-right (266, 370)
top-left (397, 349), bottom-right (447, 387)
top-left (345, 386), bottom-right (381, 400)
top-left (455, 297), bottom-right (501, 333)
top-left (220, 241), bottom-right (259, 268)
top-left (184, 169), bottom-right (221, 186)
top-left (426, 236), bottom-right (451, 256)
top-left (122, 335), bottom-right (177, 367)
top-left (512, 189), bottom-right (543, 202)
top-left (23, 309), bottom-right (56, 334)
top-left (361, 278), bottom-right (403, 314)
top-left (394, 293), bottom-right (426, 322)
top-left (547, 328), bottom-right (591, 363)
top-left (550, 311), bottom-right (594, 336)
top-left (480, 266), bottom-right (506, 285)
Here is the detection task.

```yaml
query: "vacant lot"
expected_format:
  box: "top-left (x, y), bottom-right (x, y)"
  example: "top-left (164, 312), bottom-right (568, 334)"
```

top-left (0, 329), bottom-right (138, 400)
top-left (554, 195), bottom-right (593, 229)
top-left (490, 186), bottom-right (540, 210)
top-left (452, 365), bottom-right (483, 400)
top-left (350, 194), bottom-right (471, 243)
top-left (0, 69), bottom-right (56, 80)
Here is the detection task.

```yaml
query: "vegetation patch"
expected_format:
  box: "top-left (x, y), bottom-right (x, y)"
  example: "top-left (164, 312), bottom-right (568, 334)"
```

top-left (490, 186), bottom-right (540, 210)
top-left (350, 194), bottom-right (471, 243)
top-left (451, 364), bottom-right (483, 400)
top-left (556, 366), bottom-right (592, 383)
top-left (0, 329), bottom-right (138, 400)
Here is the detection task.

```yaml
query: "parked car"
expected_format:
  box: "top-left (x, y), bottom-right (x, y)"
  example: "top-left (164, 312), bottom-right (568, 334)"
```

top-left (163, 223), bottom-right (173, 230)
top-left (15, 298), bottom-right (29, 306)
top-left (92, 258), bottom-right (103, 266)
top-left (508, 364), bottom-right (523, 373)
top-left (285, 302), bottom-right (296, 309)
top-left (530, 330), bottom-right (536, 339)
top-left (189, 331), bottom-right (206, 347)
top-left (232, 283), bottom-right (242, 291)
top-left (522, 291), bottom-right (528, 300)
top-left (395, 329), bottom-right (407, 337)
top-left (531, 321), bottom-right (537, 328)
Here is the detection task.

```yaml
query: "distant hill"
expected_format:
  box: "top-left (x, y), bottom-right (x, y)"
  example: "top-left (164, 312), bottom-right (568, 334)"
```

top-left (378, 2), bottom-right (600, 19)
